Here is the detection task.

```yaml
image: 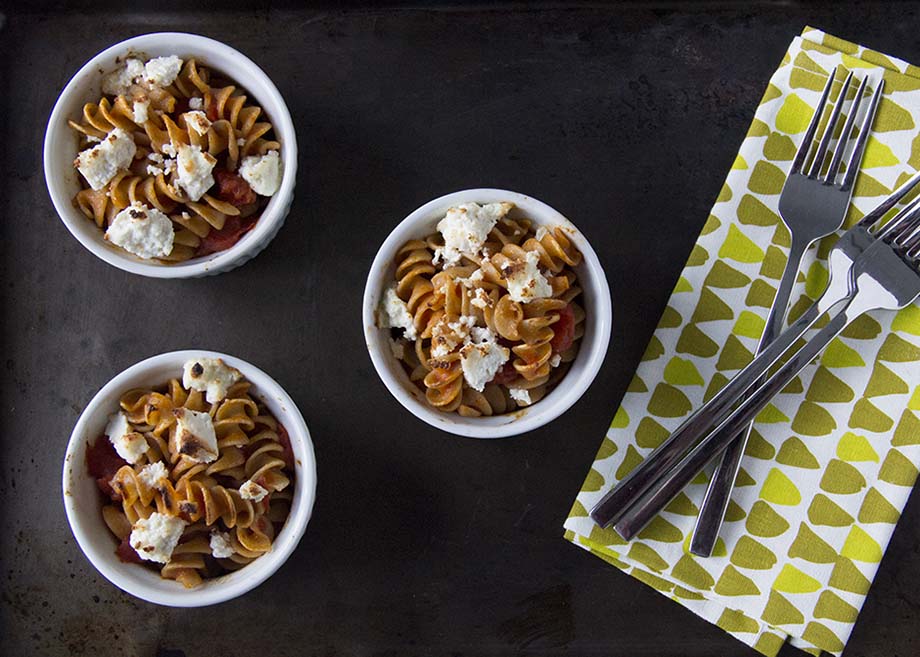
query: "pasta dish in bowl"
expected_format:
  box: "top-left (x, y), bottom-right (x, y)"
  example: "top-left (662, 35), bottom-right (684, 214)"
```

top-left (63, 351), bottom-right (316, 606)
top-left (363, 189), bottom-right (612, 438)
top-left (44, 33), bottom-right (296, 278)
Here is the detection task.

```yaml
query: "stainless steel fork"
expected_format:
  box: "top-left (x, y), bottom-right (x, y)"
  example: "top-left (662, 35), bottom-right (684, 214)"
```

top-left (591, 173), bottom-right (920, 538)
top-left (589, 171), bottom-right (920, 538)
top-left (690, 69), bottom-right (881, 556)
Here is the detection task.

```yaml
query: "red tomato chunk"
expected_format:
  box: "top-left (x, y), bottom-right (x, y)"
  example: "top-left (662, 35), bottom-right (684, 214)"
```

top-left (549, 304), bottom-right (575, 354)
top-left (116, 536), bottom-right (142, 564)
top-left (85, 436), bottom-right (127, 500)
top-left (277, 423), bottom-right (295, 470)
top-left (195, 215), bottom-right (259, 257)
top-left (214, 169), bottom-right (256, 208)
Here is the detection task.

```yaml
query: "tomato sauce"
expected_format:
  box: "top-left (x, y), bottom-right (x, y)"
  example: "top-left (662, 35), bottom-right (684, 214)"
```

top-left (85, 436), bottom-right (127, 500)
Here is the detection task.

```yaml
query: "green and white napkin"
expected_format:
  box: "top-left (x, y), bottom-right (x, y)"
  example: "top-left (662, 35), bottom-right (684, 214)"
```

top-left (564, 27), bottom-right (920, 657)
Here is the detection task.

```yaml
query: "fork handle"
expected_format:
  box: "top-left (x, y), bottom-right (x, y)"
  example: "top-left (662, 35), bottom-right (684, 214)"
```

top-left (690, 239), bottom-right (808, 555)
top-left (613, 296), bottom-right (866, 539)
top-left (590, 288), bottom-right (844, 529)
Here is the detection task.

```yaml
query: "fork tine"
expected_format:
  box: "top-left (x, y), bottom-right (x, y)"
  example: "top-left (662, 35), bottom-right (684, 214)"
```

top-left (842, 78), bottom-right (886, 190)
top-left (808, 70), bottom-right (854, 178)
top-left (825, 75), bottom-right (869, 184)
top-left (792, 66), bottom-right (838, 174)
top-left (892, 205), bottom-right (920, 252)
top-left (875, 195), bottom-right (920, 239)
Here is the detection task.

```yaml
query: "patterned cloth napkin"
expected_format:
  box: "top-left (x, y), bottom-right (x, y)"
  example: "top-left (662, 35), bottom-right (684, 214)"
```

top-left (564, 27), bottom-right (920, 657)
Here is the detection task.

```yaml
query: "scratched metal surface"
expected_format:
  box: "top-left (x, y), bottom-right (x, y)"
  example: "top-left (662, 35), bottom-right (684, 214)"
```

top-left (1, 3), bottom-right (919, 656)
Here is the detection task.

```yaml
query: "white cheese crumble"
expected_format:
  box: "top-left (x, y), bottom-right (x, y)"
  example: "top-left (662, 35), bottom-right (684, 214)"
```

top-left (237, 138), bottom-right (246, 146)
top-left (101, 58), bottom-right (145, 96)
top-left (138, 461), bottom-right (168, 489)
top-left (104, 202), bottom-right (174, 259)
top-left (130, 512), bottom-right (186, 564)
top-left (433, 202), bottom-right (512, 266)
top-left (188, 96), bottom-right (203, 110)
top-left (132, 99), bottom-right (149, 124)
top-left (182, 357), bottom-right (242, 403)
top-left (240, 479), bottom-right (269, 503)
top-left (459, 327), bottom-right (509, 392)
top-left (144, 56), bottom-right (183, 88)
top-left (172, 408), bottom-right (218, 463)
top-left (501, 250), bottom-right (553, 303)
top-left (509, 388), bottom-right (532, 406)
top-left (175, 144), bottom-right (216, 201)
top-left (379, 286), bottom-right (417, 340)
top-left (184, 110), bottom-right (211, 136)
top-left (209, 530), bottom-right (234, 559)
top-left (470, 288), bottom-right (491, 309)
top-left (161, 141), bottom-right (177, 157)
top-left (535, 226), bottom-right (549, 241)
top-left (75, 128), bottom-right (136, 190)
top-left (105, 411), bottom-right (147, 464)
top-left (431, 315), bottom-right (477, 358)
top-left (550, 354), bottom-right (562, 368)
top-left (239, 150), bottom-right (283, 196)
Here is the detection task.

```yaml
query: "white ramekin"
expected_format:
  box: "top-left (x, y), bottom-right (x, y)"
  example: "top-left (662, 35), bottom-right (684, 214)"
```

top-left (43, 33), bottom-right (297, 278)
top-left (363, 189), bottom-right (613, 439)
top-left (62, 350), bottom-right (316, 607)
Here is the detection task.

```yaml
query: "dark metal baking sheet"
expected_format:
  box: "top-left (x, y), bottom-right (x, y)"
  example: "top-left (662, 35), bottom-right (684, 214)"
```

top-left (2, 3), bottom-right (919, 656)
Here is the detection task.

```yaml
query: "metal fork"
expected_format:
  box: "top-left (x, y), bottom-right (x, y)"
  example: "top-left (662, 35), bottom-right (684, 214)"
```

top-left (690, 69), bottom-right (880, 556)
top-left (590, 170), bottom-right (920, 535)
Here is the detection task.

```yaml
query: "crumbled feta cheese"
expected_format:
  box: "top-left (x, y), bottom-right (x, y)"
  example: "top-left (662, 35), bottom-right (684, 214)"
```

top-left (105, 411), bottom-right (148, 464)
top-left (161, 142), bottom-right (177, 157)
top-left (470, 288), bottom-right (491, 309)
top-left (175, 144), bottom-right (216, 201)
top-left (146, 164), bottom-right (164, 176)
top-left (184, 110), bottom-right (211, 136)
top-left (459, 327), bottom-right (509, 391)
top-left (550, 354), bottom-right (562, 368)
top-left (75, 128), bottom-right (136, 190)
top-left (209, 530), bottom-right (234, 558)
top-left (509, 388), bottom-right (532, 406)
top-left (182, 357), bottom-right (242, 403)
top-left (237, 137), bottom-right (246, 146)
top-left (431, 315), bottom-right (477, 358)
top-left (389, 338), bottom-right (406, 360)
top-left (239, 150), bottom-right (283, 196)
top-left (130, 512), bottom-right (186, 564)
top-left (535, 226), bottom-right (549, 241)
top-left (188, 96), bottom-right (204, 110)
top-left (501, 250), bottom-right (553, 303)
top-left (133, 100), bottom-right (149, 124)
top-left (138, 461), bottom-right (169, 489)
top-left (172, 408), bottom-right (218, 463)
top-left (105, 202), bottom-right (174, 259)
top-left (434, 202), bottom-right (513, 266)
top-left (240, 479), bottom-right (269, 503)
top-left (143, 56), bottom-right (183, 88)
top-left (101, 58), bottom-right (145, 96)
top-left (379, 286), bottom-right (417, 340)
top-left (459, 269), bottom-right (484, 287)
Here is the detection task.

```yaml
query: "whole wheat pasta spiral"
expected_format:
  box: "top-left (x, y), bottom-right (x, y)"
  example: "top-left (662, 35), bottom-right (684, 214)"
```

top-left (86, 362), bottom-right (295, 588)
top-left (378, 201), bottom-right (585, 417)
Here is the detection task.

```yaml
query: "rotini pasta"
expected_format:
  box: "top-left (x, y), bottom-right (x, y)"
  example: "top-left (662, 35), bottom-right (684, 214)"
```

top-left (378, 202), bottom-right (585, 417)
top-left (86, 358), bottom-right (294, 587)
top-left (69, 55), bottom-right (283, 263)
